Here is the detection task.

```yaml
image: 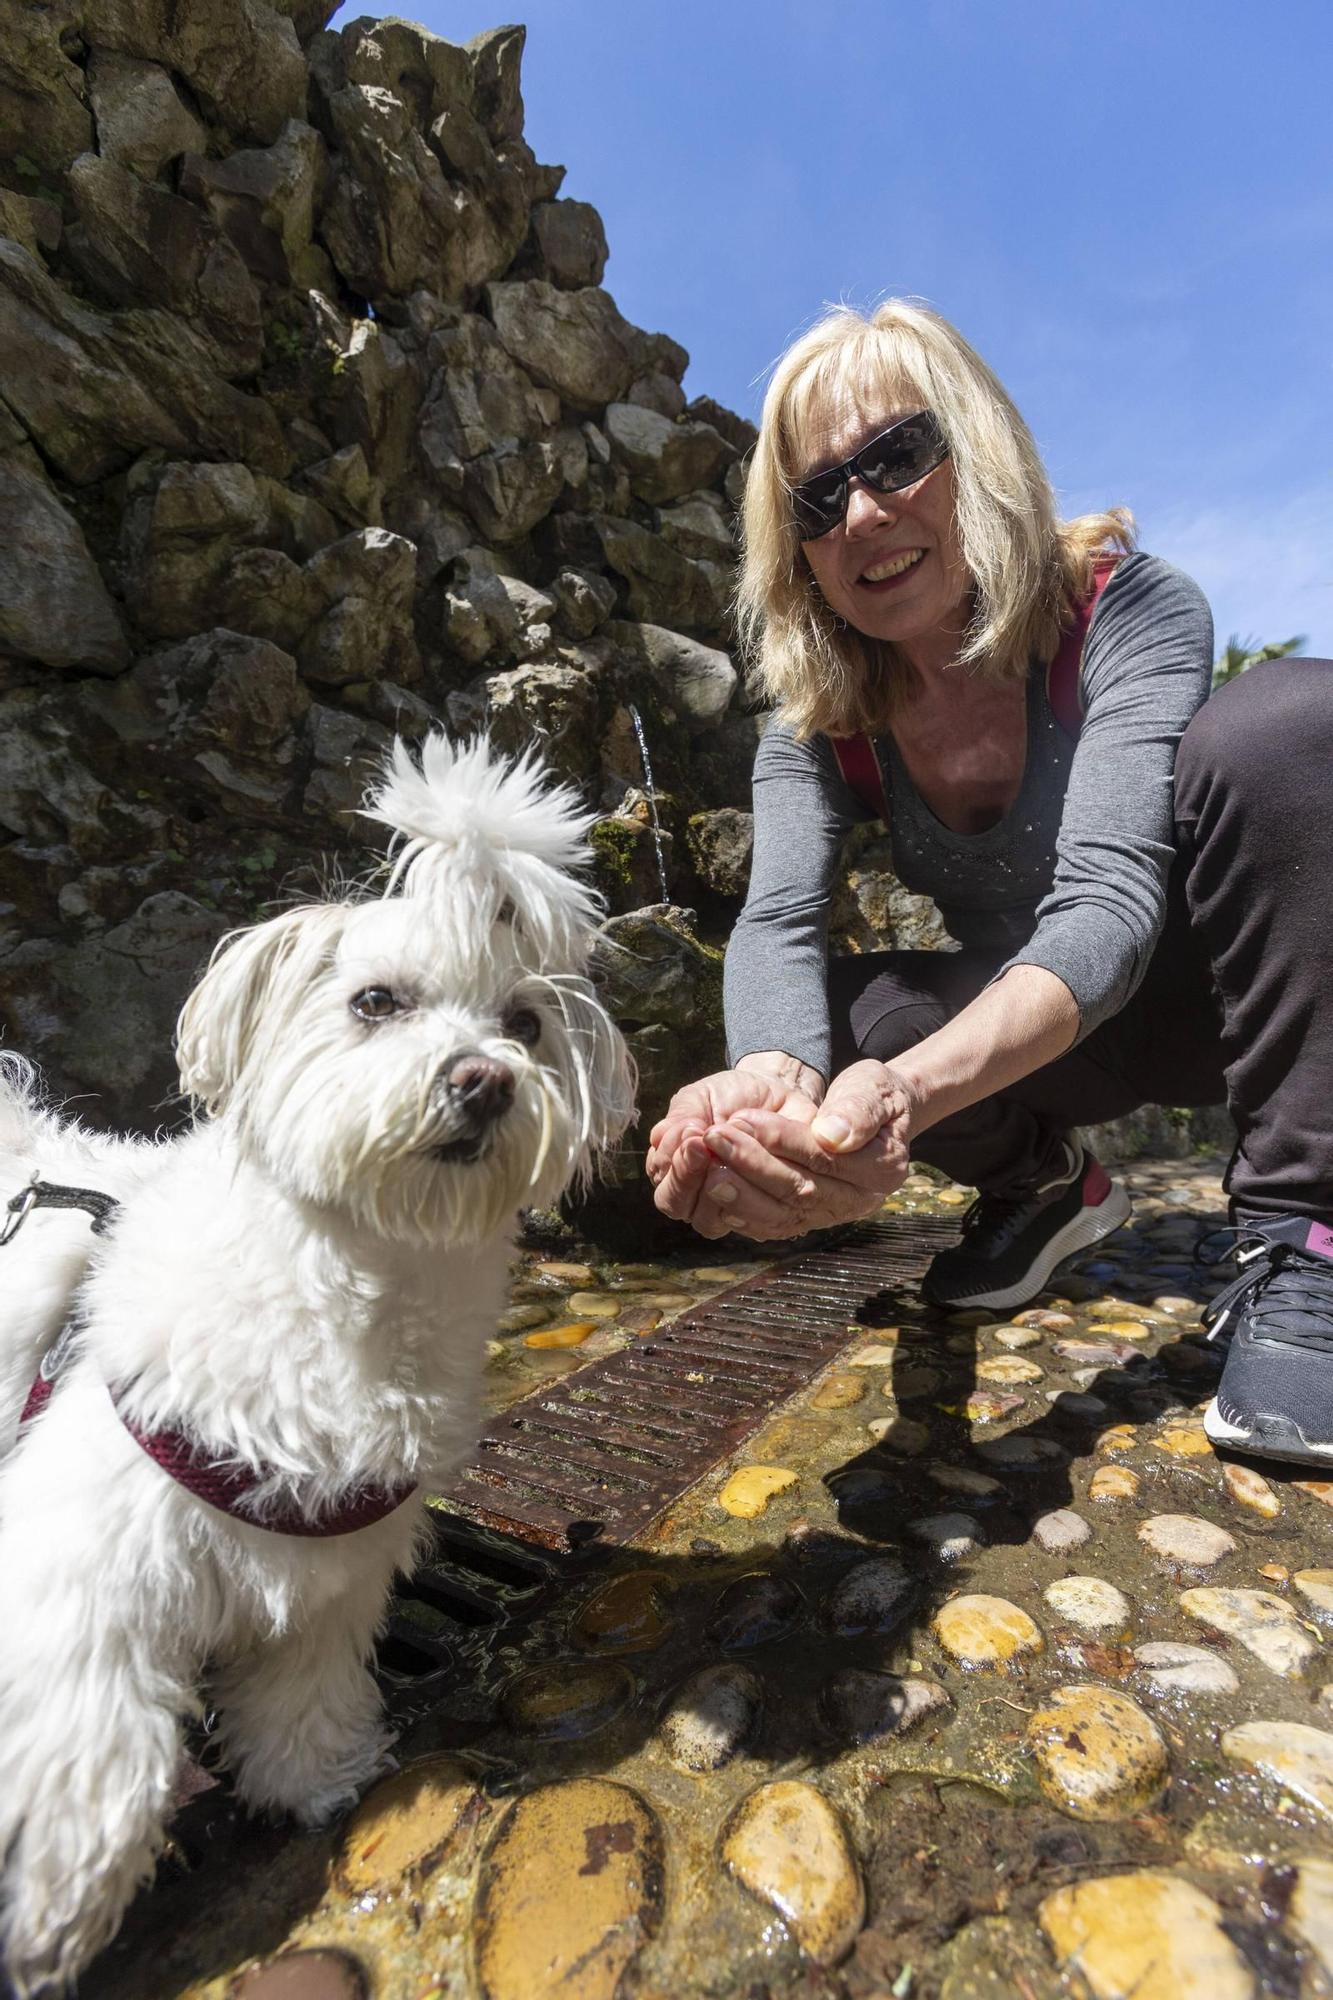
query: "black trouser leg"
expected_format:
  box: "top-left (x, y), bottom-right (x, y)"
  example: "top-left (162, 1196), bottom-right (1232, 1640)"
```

top-left (1174, 658), bottom-right (1333, 1220)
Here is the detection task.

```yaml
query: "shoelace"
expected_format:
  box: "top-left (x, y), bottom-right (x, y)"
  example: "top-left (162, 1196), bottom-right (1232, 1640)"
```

top-left (1202, 1237), bottom-right (1333, 1352)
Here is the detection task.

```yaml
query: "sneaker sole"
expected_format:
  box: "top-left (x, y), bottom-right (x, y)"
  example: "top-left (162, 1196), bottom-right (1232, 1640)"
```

top-left (922, 1182), bottom-right (1133, 1312)
top-left (1203, 1398), bottom-right (1333, 1468)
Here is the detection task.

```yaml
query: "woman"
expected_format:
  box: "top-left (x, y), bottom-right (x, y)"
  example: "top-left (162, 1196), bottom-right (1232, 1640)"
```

top-left (647, 300), bottom-right (1333, 1471)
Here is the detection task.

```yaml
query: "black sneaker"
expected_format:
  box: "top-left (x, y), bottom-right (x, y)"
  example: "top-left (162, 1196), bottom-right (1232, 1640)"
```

top-left (1203, 1216), bottom-right (1333, 1465)
top-left (921, 1141), bottom-right (1132, 1312)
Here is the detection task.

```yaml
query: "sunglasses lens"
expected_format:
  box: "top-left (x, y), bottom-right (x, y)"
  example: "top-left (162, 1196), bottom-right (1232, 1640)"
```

top-left (793, 471), bottom-right (847, 540)
top-left (858, 417), bottom-right (944, 494)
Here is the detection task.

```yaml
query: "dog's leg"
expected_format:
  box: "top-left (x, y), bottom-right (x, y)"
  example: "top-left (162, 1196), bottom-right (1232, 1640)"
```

top-left (0, 1598), bottom-right (195, 1997)
top-left (211, 1592), bottom-right (394, 1827)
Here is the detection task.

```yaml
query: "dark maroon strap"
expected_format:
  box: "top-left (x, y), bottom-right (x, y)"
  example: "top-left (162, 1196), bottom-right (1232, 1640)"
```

top-left (117, 1416), bottom-right (418, 1536)
top-left (830, 731), bottom-right (892, 822)
top-left (20, 1360), bottom-right (416, 1537)
top-left (1047, 556), bottom-right (1120, 737)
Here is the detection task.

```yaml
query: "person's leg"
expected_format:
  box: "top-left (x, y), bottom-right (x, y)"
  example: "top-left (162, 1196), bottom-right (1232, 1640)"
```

top-left (1171, 658), bottom-right (1333, 1463)
top-left (828, 949), bottom-right (1141, 1307)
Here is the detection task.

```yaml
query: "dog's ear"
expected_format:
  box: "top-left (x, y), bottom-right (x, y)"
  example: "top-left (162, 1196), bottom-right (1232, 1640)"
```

top-left (176, 904), bottom-right (348, 1117)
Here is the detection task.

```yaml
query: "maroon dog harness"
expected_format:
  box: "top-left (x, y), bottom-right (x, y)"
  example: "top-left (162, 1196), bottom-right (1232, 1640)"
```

top-left (9, 1178), bottom-right (417, 1539)
top-left (830, 557), bottom-right (1120, 817)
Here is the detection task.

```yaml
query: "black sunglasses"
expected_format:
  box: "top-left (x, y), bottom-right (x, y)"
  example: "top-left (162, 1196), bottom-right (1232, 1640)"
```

top-left (791, 410), bottom-right (949, 540)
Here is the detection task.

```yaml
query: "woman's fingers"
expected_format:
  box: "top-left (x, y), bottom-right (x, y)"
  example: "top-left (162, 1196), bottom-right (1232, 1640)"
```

top-left (704, 1124), bottom-right (816, 1204)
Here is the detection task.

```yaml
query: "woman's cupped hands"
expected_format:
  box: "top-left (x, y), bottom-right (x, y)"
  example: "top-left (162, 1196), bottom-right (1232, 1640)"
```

top-left (646, 1060), bottom-right (917, 1241)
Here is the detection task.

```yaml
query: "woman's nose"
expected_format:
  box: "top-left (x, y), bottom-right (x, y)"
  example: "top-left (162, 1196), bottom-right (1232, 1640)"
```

top-left (843, 478), bottom-right (897, 535)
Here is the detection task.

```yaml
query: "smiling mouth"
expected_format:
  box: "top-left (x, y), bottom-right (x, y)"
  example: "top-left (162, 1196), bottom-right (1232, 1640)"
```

top-left (860, 549), bottom-right (925, 585)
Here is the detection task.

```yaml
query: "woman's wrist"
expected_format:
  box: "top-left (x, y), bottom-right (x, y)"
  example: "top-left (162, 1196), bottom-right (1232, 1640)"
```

top-left (735, 1050), bottom-right (827, 1105)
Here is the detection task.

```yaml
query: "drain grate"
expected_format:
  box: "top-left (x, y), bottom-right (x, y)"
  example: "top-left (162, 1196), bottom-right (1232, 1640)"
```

top-left (432, 1212), bottom-right (959, 1553)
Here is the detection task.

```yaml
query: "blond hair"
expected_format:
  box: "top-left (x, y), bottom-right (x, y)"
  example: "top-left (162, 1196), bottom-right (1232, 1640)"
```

top-left (737, 299), bottom-right (1134, 738)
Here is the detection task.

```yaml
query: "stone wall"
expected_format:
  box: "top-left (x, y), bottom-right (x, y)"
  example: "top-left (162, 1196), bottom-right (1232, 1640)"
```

top-left (0, 3), bottom-right (789, 1158)
top-left (0, 4), bottom-right (1218, 1204)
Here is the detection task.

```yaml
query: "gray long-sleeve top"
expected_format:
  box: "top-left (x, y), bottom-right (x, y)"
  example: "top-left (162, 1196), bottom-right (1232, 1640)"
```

top-left (724, 553), bottom-right (1214, 1079)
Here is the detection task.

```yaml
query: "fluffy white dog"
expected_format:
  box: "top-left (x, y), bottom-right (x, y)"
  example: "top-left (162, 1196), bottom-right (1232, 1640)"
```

top-left (0, 733), bottom-right (635, 1996)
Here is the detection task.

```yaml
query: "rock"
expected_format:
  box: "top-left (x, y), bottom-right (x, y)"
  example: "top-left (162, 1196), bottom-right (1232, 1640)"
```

top-left (811, 1372), bottom-right (866, 1410)
top-left (1052, 1338), bottom-right (1140, 1367)
top-left (499, 1661), bottom-right (635, 1741)
top-left (303, 703), bottom-right (392, 821)
top-left (1133, 1641), bottom-right (1240, 1695)
top-left (604, 401), bottom-right (732, 505)
top-left (686, 808), bottom-right (753, 899)
top-left (88, 49), bottom-right (206, 182)
top-left (1297, 1481), bottom-right (1333, 1510)
top-left (233, 1952), bottom-right (367, 1999)
top-left (549, 565), bottom-right (616, 639)
top-left (1013, 1309), bottom-right (1076, 1330)
top-left (467, 23), bottom-right (526, 141)
top-left (481, 658), bottom-right (608, 785)
top-left (993, 1324), bottom-right (1043, 1349)
top-left (1181, 1587), bottom-right (1320, 1677)
top-left (1038, 1872), bottom-right (1254, 1998)
top-left (0, 3), bottom-right (95, 178)
top-left (706, 1573), bottom-right (803, 1650)
top-left (846, 1343), bottom-right (900, 1367)
top-left (1032, 1509), bottom-right (1092, 1555)
top-left (823, 1558), bottom-right (916, 1637)
top-left (1222, 1720), bottom-right (1333, 1822)
top-left (931, 1595), bottom-right (1044, 1669)
top-left (487, 280), bottom-right (635, 410)
top-left (0, 457), bottom-right (128, 673)
top-left (976, 1355), bottom-right (1043, 1384)
top-left (180, 120), bottom-right (325, 286)
top-left (657, 491), bottom-right (735, 562)
top-left (907, 1512), bottom-right (983, 1561)
top-left (523, 1321), bottom-right (594, 1349)
top-left (620, 620), bottom-right (738, 725)
top-left (1043, 1576), bottom-right (1132, 1635)
top-left (66, 153), bottom-right (262, 374)
top-left (962, 1389), bottom-right (1025, 1421)
top-left (475, 1780), bottom-right (662, 2000)
top-left (594, 515), bottom-right (728, 631)
top-left (1154, 1422), bottom-right (1214, 1458)
top-left (0, 238), bottom-right (286, 485)
top-left (928, 1462), bottom-right (1004, 1499)
top-left (1027, 1685), bottom-right (1169, 1820)
top-left (300, 527), bottom-right (419, 685)
top-left (572, 1573), bottom-right (671, 1655)
top-left (1295, 1571), bottom-right (1333, 1619)
top-left (660, 1664), bottom-right (761, 1772)
top-left (1222, 1461), bottom-right (1281, 1518)
top-left (862, 1415), bottom-right (932, 1457)
top-left (1291, 1859), bottom-right (1333, 1978)
top-left (592, 909), bottom-right (722, 1037)
top-left (528, 198), bottom-right (608, 288)
top-left (721, 1781), bottom-right (864, 1965)
top-left (974, 1434), bottom-right (1068, 1470)
top-left (819, 1669), bottom-right (951, 1744)
top-left (561, 1290), bottom-right (620, 1319)
top-left (337, 1756), bottom-right (481, 1891)
top-left (1089, 1464), bottom-right (1140, 1502)
top-left (1137, 1514), bottom-right (1237, 1568)
top-left (717, 1466), bottom-right (798, 1519)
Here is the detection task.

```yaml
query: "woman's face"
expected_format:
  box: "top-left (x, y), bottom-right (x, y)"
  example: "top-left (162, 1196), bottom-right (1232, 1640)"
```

top-left (796, 393), bottom-right (972, 655)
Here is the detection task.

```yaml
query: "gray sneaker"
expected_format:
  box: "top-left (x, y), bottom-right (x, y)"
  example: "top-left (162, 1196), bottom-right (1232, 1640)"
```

top-left (1203, 1216), bottom-right (1333, 1465)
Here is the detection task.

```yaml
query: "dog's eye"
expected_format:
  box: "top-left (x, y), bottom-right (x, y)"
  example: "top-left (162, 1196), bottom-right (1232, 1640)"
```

top-left (504, 1007), bottom-right (541, 1047)
top-left (350, 987), bottom-right (402, 1022)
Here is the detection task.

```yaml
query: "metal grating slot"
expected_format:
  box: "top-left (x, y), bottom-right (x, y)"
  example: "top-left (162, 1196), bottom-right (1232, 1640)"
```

top-left (431, 1211), bottom-right (960, 1550)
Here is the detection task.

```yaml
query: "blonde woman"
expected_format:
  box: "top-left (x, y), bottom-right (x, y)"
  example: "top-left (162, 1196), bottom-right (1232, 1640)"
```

top-left (647, 300), bottom-right (1333, 1470)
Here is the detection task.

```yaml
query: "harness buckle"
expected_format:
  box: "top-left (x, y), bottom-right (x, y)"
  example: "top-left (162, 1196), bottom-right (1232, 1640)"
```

top-left (0, 1176), bottom-right (39, 1247)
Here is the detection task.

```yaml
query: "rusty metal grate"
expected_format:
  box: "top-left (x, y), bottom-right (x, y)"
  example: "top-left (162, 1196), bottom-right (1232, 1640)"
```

top-left (432, 1213), bottom-right (960, 1554)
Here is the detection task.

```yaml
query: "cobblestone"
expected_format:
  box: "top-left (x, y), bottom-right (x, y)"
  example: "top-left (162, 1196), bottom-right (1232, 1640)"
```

top-left (85, 1155), bottom-right (1333, 2000)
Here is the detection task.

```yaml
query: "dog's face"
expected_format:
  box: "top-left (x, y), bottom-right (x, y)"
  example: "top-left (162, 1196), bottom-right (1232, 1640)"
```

top-left (177, 738), bottom-right (636, 1247)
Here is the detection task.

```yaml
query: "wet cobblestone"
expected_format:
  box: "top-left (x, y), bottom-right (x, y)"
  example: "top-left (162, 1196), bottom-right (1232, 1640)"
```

top-left (83, 1156), bottom-right (1333, 1999)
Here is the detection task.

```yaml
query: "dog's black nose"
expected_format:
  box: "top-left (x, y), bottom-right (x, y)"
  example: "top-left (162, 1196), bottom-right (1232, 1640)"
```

top-left (441, 1052), bottom-right (516, 1127)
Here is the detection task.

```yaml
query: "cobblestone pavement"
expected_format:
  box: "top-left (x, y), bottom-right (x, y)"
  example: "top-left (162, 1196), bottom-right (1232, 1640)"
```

top-left (85, 1156), bottom-right (1333, 2000)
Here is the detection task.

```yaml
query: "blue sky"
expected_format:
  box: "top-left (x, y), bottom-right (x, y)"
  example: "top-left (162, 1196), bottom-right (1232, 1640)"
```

top-left (335, 0), bottom-right (1333, 654)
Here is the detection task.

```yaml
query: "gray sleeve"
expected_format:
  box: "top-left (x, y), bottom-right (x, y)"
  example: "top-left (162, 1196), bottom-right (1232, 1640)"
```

top-left (723, 721), bottom-right (868, 1079)
top-left (998, 552), bottom-right (1214, 1036)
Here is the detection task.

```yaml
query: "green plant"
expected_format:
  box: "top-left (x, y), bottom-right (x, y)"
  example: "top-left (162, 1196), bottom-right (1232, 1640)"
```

top-left (1212, 632), bottom-right (1304, 690)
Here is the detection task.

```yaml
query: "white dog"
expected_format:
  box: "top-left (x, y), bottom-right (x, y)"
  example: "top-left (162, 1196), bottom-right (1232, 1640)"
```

top-left (0, 733), bottom-right (635, 1996)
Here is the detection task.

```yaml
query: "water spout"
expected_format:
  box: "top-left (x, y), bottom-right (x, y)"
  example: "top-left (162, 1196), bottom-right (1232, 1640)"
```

top-left (627, 704), bottom-right (669, 906)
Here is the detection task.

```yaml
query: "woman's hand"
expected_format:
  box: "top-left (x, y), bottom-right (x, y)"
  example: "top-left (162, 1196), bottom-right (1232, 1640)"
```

top-left (647, 1065), bottom-right (823, 1227)
top-left (689, 1060), bottom-right (918, 1241)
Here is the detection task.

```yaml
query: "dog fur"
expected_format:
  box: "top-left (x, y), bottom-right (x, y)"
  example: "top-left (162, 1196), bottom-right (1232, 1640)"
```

top-left (0, 733), bottom-right (634, 1994)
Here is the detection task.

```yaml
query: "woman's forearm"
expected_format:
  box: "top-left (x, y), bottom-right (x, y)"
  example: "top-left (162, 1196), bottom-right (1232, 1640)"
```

top-left (887, 965), bottom-right (1080, 1136)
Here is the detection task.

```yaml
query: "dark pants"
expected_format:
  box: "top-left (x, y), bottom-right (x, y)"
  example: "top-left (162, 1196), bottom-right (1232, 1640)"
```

top-left (828, 658), bottom-right (1333, 1222)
